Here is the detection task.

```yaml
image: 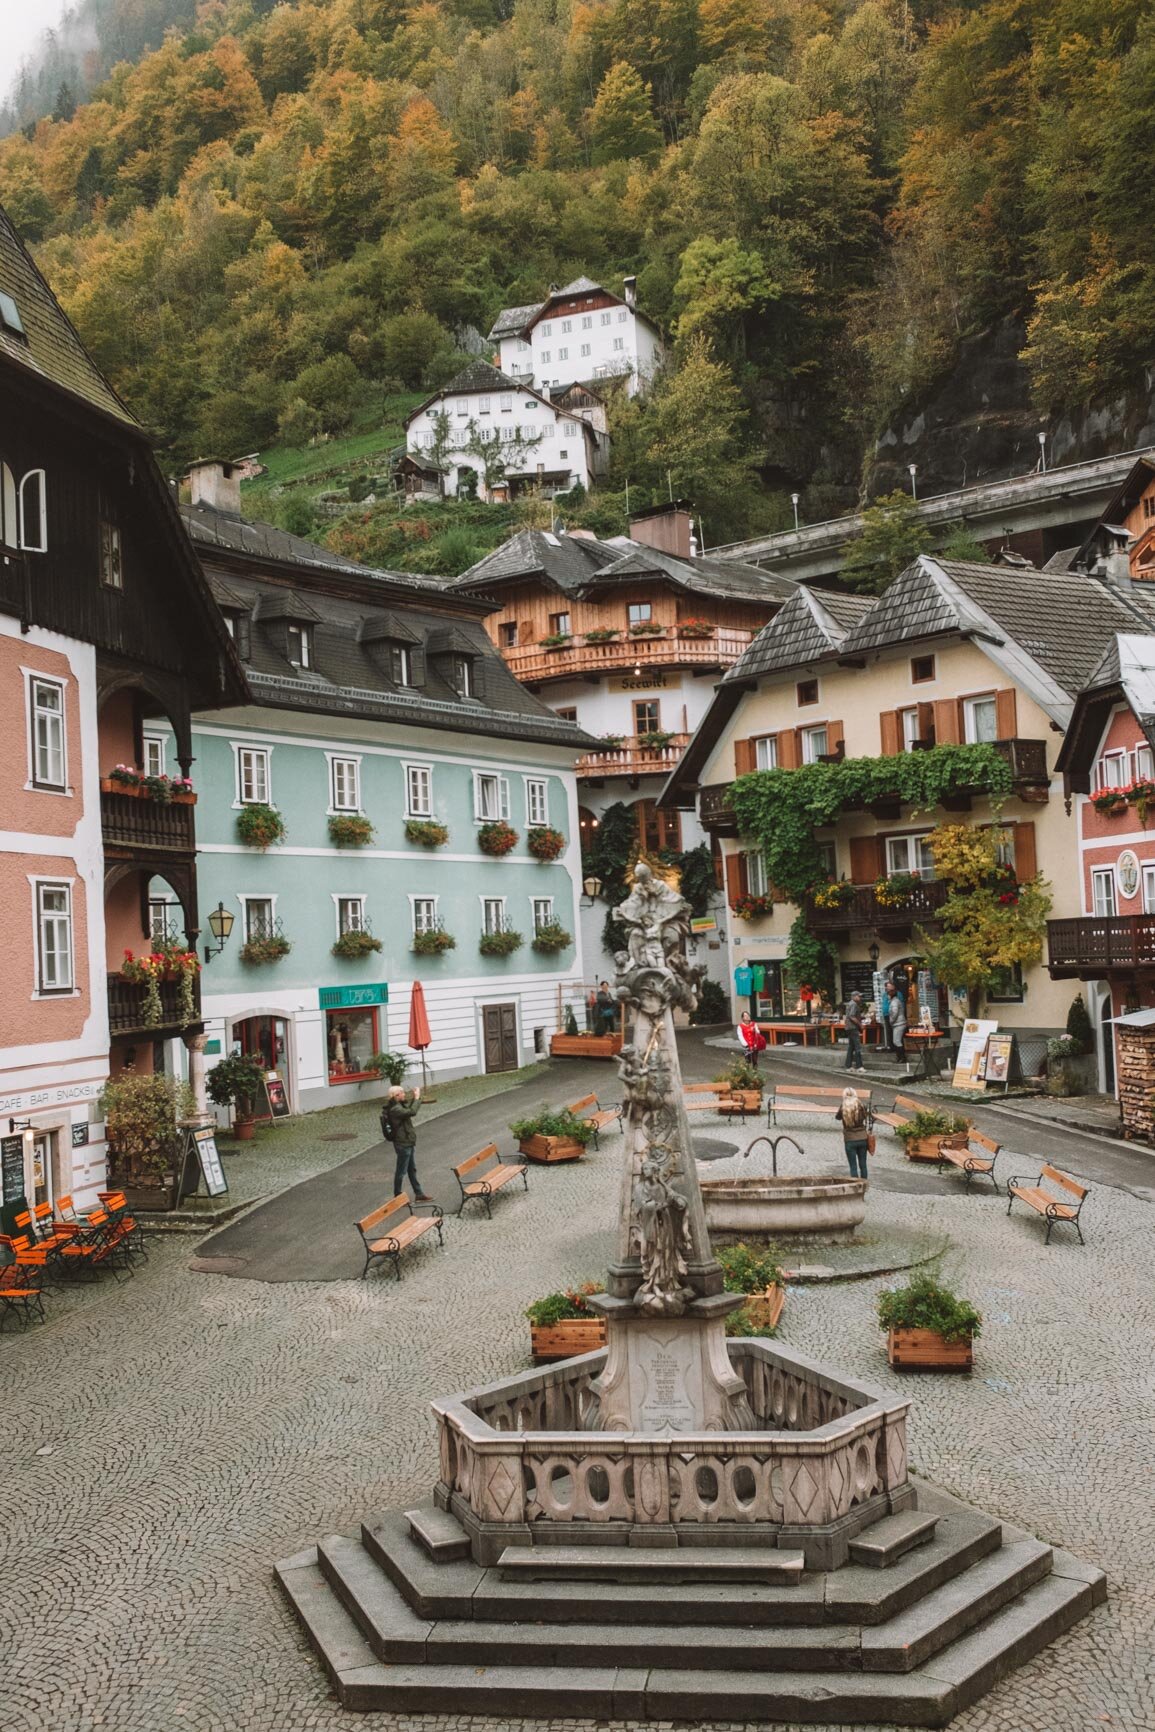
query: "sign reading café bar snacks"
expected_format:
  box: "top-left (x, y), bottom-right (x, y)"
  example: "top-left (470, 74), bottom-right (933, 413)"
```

top-left (953, 1019), bottom-right (998, 1089)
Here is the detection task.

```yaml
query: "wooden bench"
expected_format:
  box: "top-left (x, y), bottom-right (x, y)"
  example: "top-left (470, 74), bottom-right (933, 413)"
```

top-left (768, 1085), bottom-right (871, 1126)
top-left (567, 1095), bottom-right (623, 1147)
top-left (453, 1144), bottom-right (530, 1219)
top-left (1007, 1164), bottom-right (1088, 1244)
top-left (356, 1195), bottom-right (444, 1281)
top-left (872, 1094), bottom-right (923, 1132)
top-left (682, 1082), bottom-right (761, 1122)
top-left (939, 1130), bottom-right (1001, 1192)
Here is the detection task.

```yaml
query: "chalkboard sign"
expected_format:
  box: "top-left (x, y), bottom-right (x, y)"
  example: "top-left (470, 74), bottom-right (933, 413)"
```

top-left (263, 1073), bottom-right (290, 1119)
top-left (180, 1125), bottom-right (228, 1200)
top-left (71, 1122), bottom-right (89, 1148)
top-left (840, 961), bottom-right (875, 1007)
top-left (1, 1133), bottom-right (25, 1203)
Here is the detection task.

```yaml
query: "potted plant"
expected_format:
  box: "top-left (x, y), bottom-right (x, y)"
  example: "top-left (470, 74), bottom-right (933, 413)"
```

top-left (328, 814), bottom-right (375, 847)
top-left (332, 928), bottom-right (383, 959)
top-left (478, 820), bottom-right (519, 856)
top-left (812, 879), bottom-right (855, 910)
top-left (1047, 994), bottom-right (1096, 1096)
top-left (239, 932), bottom-right (292, 965)
top-left (141, 772), bottom-right (174, 804)
top-left (236, 803), bottom-right (286, 849)
top-left (677, 617), bottom-right (716, 639)
top-left (526, 1281), bottom-right (607, 1361)
top-left (717, 1242), bottom-right (787, 1335)
top-left (171, 776), bottom-right (196, 805)
top-left (413, 926), bottom-right (456, 955)
top-left (638, 729), bottom-right (675, 750)
top-left (711, 1057), bottom-right (764, 1112)
top-left (531, 920), bottom-right (573, 955)
top-left (479, 927), bottom-right (523, 957)
top-left (584, 628), bottom-right (620, 643)
top-left (405, 818), bottom-right (449, 847)
top-left (207, 1052), bottom-right (267, 1141)
top-left (874, 869), bottom-right (922, 906)
top-left (628, 620), bottom-right (665, 637)
top-left (527, 825), bottom-right (565, 861)
top-left (894, 1108), bottom-right (972, 1162)
top-left (540, 631), bottom-right (572, 649)
top-left (104, 763), bottom-right (143, 795)
top-left (369, 1051), bottom-right (410, 1086)
top-left (1127, 778), bottom-right (1155, 824)
top-left (100, 1072), bottom-right (194, 1207)
top-left (733, 894), bottom-right (774, 921)
top-left (878, 1271), bottom-right (982, 1371)
top-left (599, 733), bottom-right (625, 751)
top-left (1091, 786), bottom-right (1128, 816)
top-left (510, 1107), bottom-right (596, 1164)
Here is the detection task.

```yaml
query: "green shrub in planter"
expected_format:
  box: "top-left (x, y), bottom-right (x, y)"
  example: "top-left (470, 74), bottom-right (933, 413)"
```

top-left (332, 928), bottom-right (383, 959)
top-left (370, 1050), bottom-right (410, 1085)
top-left (716, 1242), bottom-right (785, 1294)
top-left (479, 928), bottom-right (524, 957)
top-left (413, 927), bottom-right (456, 955)
top-left (328, 814), bottom-right (375, 847)
top-left (525, 1281), bottom-right (604, 1325)
top-left (894, 1109), bottom-right (970, 1145)
top-left (715, 1056), bottom-right (764, 1093)
top-left (206, 1053), bottom-right (266, 1118)
top-left (239, 934), bottom-right (291, 964)
top-left (532, 921), bottom-right (573, 955)
top-left (236, 803), bottom-right (286, 849)
top-left (1065, 994), bottom-right (1093, 1054)
top-left (405, 819), bottom-right (449, 847)
top-left (509, 1108), bottom-right (596, 1147)
top-left (877, 1272), bottom-right (982, 1343)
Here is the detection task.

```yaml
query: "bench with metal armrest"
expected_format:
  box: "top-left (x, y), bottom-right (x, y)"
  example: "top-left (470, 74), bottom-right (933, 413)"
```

top-left (768, 1085), bottom-right (872, 1126)
top-left (452, 1144), bottom-right (529, 1219)
top-left (938, 1129), bottom-right (1001, 1193)
top-left (566, 1094), bottom-right (623, 1147)
top-left (872, 1093), bottom-right (923, 1132)
top-left (1006, 1164), bottom-right (1088, 1244)
top-left (356, 1195), bottom-right (444, 1281)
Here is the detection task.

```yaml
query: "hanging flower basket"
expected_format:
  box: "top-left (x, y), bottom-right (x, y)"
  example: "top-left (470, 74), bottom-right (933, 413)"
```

top-left (413, 927), bottom-right (456, 956)
top-left (328, 814), bottom-right (375, 847)
top-left (1090, 787), bottom-right (1127, 815)
top-left (478, 820), bottom-right (519, 856)
top-left (527, 825), bottom-right (566, 861)
top-left (812, 879), bottom-right (854, 909)
top-left (405, 819), bottom-right (449, 847)
top-left (332, 929), bottom-right (383, 959)
top-left (240, 934), bottom-right (291, 965)
top-left (236, 803), bottom-right (286, 849)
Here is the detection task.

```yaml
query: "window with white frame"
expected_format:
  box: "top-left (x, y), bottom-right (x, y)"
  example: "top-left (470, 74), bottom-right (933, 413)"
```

top-left (613, 337), bottom-right (625, 351)
top-left (29, 676), bottom-right (65, 790)
top-left (558, 347), bottom-right (569, 361)
top-left (389, 643), bottom-right (413, 686)
top-left (963, 692), bottom-right (997, 743)
top-left (526, 777), bottom-right (548, 826)
top-left (800, 725), bottom-right (828, 765)
top-left (412, 896), bottom-right (438, 935)
top-left (1143, 864), bottom-right (1155, 914)
top-left (336, 895), bottom-right (365, 936)
top-left (330, 756), bottom-right (361, 812)
top-left (581, 314), bottom-right (592, 329)
top-left (541, 423), bottom-right (554, 439)
top-left (244, 897), bottom-right (275, 941)
top-left (474, 770), bottom-right (510, 821)
top-left (992, 827), bottom-right (1016, 870)
top-left (540, 350), bottom-right (551, 364)
top-left (455, 398), bottom-right (468, 416)
top-left (149, 897), bottom-right (179, 944)
top-left (885, 833), bottom-right (936, 878)
top-left (617, 309), bottom-right (628, 322)
top-left (482, 896), bottom-right (506, 935)
top-left (627, 601), bottom-right (652, 626)
top-left (1091, 868), bottom-right (1117, 917)
top-left (499, 394), bottom-right (513, 412)
top-left (449, 655), bottom-right (474, 698)
top-left (1096, 751), bottom-right (1128, 790)
top-left (580, 344), bottom-right (591, 357)
top-left (237, 746), bottom-right (270, 804)
top-left (899, 706), bottom-right (920, 751)
top-left (1136, 743), bottom-right (1154, 781)
top-left (36, 881), bottom-right (73, 993)
top-left (561, 319), bottom-right (572, 332)
top-left (754, 735), bottom-right (778, 771)
top-left (286, 623), bottom-right (312, 668)
top-left (987, 963), bottom-right (1024, 1002)
top-left (143, 734), bottom-right (166, 778)
top-left (816, 840), bottom-right (837, 877)
top-left (600, 311), bottom-right (611, 325)
top-left (19, 469), bottom-right (46, 552)
top-left (746, 851), bottom-right (768, 897)
top-left (405, 763), bottom-right (432, 816)
top-left (541, 322), bottom-right (552, 336)
top-left (532, 896), bottom-right (554, 933)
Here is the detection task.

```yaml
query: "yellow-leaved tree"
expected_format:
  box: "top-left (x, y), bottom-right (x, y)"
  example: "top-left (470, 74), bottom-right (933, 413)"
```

top-left (917, 824), bottom-right (1051, 1019)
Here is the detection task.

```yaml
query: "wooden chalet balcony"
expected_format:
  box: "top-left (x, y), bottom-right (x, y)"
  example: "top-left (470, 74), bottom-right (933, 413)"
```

top-left (1047, 915), bottom-right (1155, 979)
top-left (577, 732), bottom-right (691, 780)
top-left (108, 975), bottom-right (201, 1037)
top-left (805, 878), bottom-right (952, 934)
top-left (503, 626), bottom-right (755, 686)
top-left (699, 783), bottom-right (738, 835)
top-left (101, 790), bottom-right (196, 857)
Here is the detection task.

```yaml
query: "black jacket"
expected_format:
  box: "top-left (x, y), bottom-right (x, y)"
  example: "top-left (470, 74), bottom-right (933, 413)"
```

top-left (383, 1095), bottom-right (420, 1146)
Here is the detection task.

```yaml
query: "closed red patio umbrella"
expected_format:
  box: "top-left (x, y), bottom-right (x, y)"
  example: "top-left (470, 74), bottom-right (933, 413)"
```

top-left (408, 979), bottom-right (433, 1094)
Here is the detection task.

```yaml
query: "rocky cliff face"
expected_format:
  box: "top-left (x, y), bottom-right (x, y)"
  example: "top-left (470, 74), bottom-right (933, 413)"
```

top-left (864, 316), bottom-right (1155, 502)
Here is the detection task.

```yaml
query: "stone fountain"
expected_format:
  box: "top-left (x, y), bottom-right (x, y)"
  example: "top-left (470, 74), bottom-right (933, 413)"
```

top-left (275, 862), bottom-right (1105, 1725)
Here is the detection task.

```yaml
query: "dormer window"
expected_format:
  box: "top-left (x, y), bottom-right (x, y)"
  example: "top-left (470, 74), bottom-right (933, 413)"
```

top-left (390, 644), bottom-right (413, 686)
top-left (99, 520), bottom-right (123, 589)
top-left (450, 655), bottom-right (474, 698)
top-left (287, 622), bottom-right (312, 668)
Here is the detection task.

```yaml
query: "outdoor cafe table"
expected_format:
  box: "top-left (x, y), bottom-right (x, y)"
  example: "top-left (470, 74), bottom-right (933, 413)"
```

top-left (904, 1028), bottom-right (948, 1079)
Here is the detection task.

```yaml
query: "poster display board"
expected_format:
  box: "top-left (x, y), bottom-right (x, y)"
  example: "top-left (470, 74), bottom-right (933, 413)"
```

top-left (983, 1032), bottom-right (1022, 1090)
top-left (263, 1073), bottom-right (290, 1118)
top-left (71, 1122), bottom-right (89, 1148)
top-left (180, 1124), bottom-right (228, 1200)
top-left (953, 1019), bottom-right (998, 1089)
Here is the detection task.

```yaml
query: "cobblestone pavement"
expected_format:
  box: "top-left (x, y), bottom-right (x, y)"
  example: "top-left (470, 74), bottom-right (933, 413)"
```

top-left (3, 1048), bottom-right (1153, 1732)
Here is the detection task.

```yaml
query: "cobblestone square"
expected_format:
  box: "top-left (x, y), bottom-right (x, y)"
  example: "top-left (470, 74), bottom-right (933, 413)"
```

top-left (3, 1053), bottom-right (1153, 1732)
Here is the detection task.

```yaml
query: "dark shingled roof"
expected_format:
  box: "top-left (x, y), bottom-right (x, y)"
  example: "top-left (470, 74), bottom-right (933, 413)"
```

top-left (456, 529), bottom-right (796, 606)
top-left (836, 561), bottom-right (989, 660)
top-left (0, 203), bottom-right (134, 424)
top-left (440, 358), bottom-right (520, 395)
top-left (722, 587), bottom-right (873, 682)
top-left (487, 301), bottom-right (545, 341)
top-left (182, 504), bottom-right (454, 593)
top-left (596, 544), bottom-right (798, 605)
top-left (457, 528), bottom-right (620, 594)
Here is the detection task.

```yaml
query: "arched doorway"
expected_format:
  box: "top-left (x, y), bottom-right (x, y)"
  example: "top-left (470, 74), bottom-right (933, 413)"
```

top-left (228, 1011), bottom-right (294, 1116)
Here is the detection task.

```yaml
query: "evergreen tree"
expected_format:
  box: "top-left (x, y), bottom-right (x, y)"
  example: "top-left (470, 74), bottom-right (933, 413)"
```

top-left (842, 491), bottom-right (932, 594)
top-left (588, 63), bottom-right (663, 164)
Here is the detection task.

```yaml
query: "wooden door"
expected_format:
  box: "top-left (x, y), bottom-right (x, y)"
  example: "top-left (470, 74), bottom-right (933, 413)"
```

top-left (482, 1003), bottom-right (519, 1073)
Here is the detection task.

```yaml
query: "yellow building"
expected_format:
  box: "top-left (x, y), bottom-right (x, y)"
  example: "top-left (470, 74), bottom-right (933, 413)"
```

top-left (663, 555), bottom-right (1155, 1053)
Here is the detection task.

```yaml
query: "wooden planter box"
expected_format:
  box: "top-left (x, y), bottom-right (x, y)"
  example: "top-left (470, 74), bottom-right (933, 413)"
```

top-left (887, 1327), bottom-right (973, 1371)
top-left (519, 1133), bottom-right (587, 1164)
top-left (530, 1317), bottom-right (608, 1363)
top-left (742, 1283), bottom-right (786, 1332)
top-left (902, 1130), bottom-right (970, 1163)
top-left (550, 1033), bottom-right (623, 1058)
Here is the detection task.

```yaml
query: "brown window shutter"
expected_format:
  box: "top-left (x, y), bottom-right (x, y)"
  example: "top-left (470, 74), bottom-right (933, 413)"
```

top-left (995, 688), bottom-right (1018, 740)
top-left (880, 710), bottom-right (900, 755)
top-left (849, 834), bottom-right (883, 883)
top-left (826, 720), bottom-right (844, 757)
top-left (934, 699), bottom-right (961, 744)
top-left (725, 851), bottom-right (749, 906)
top-left (733, 737), bottom-right (756, 775)
top-left (917, 701), bottom-right (936, 742)
top-left (1011, 821), bottom-right (1037, 881)
top-left (777, 728), bottom-right (800, 769)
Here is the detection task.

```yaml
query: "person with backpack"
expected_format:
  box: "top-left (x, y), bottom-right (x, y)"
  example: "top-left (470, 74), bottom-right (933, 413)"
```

top-left (380, 1085), bottom-right (431, 1203)
top-left (836, 1087), bottom-right (872, 1179)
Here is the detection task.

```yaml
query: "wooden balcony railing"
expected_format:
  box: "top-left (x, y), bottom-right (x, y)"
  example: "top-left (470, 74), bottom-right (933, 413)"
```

top-left (1047, 915), bottom-right (1155, 978)
top-left (576, 732), bottom-right (691, 779)
top-left (101, 790), bottom-right (196, 856)
top-left (108, 975), bottom-right (201, 1037)
top-left (699, 783), bottom-right (738, 834)
top-left (503, 626), bottom-right (755, 685)
top-left (805, 878), bottom-right (952, 933)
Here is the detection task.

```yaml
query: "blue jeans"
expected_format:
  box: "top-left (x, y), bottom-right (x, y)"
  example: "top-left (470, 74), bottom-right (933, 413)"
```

top-left (393, 1144), bottom-right (421, 1198)
top-left (844, 1028), bottom-right (863, 1069)
top-left (845, 1140), bottom-right (869, 1179)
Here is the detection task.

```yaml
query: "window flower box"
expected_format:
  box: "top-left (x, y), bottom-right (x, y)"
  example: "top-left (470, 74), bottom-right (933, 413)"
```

top-left (478, 820), bottom-right (519, 856)
top-left (584, 628), bottom-right (620, 643)
top-left (527, 825), bottom-right (565, 861)
top-left (628, 621), bottom-right (665, 638)
top-left (236, 803), bottom-right (286, 849)
top-left (413, 927), bottom-right (456, 956)
top-left (332, 928), bottom-right (383, 959)
top-left (540, 632), bottom-right (572, 649)
top-left (677, 618), bottom-right (716, 640)
top-left (1090, 788), bottom-right (1127, 816)
top-left (329, 814), bottom-right (375, 847)
top-left (170, 778), bottom-right (196, 805)
top-left (599, 734), bottom-right (625, 751)
top-left (240, 934), bottom-right (292, 965)
top-left (812, 879), bottom-right (854, 909)
top-left (732, 894), bottom-right (773, 921)
top-left (142, 773), bottom-right (173, 804)
top-left (637, 730), bottom-right (675, 750)
top-left (479, 928), bottom-right (524, 957)
top-left (874, 870), bottom-right (923, 906)
top-left (531, 920), bottom-right (573, 955)
top-left (405, 819), bottom-right (449, 847)
top-left (526, 1282), bottom-right (606, 1361)
top-left (105, 764), bottom-right (143, 795)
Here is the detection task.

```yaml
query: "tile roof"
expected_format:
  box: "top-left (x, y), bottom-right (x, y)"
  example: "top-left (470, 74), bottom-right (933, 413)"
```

top-left (722, 586), bottom-right (873, 682)
top-left (552, 276), bottom-right (605, 297)
top-left (835, 561), bottom-right (990, 660)
top-left (596, 545), bottom-right (798, 604)
top-left (440, 358), bottom-right (520, 394)
top-left (457, 529), bottom-right (797, 606)
top-left (457, 528), bottom-right (620, 594)
top-left (0, 203), bottom-right (135, 425)
top-left (486, 301), bottom-right (545, 341)
top-left (182, 504), bottom-right (454, 593)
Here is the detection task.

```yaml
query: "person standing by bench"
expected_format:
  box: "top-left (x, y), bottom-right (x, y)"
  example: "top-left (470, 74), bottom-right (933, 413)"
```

top-left (836, 1088), bottom-right (871, 1179)
top-left (381, 1086), bottom-right (432, 1204)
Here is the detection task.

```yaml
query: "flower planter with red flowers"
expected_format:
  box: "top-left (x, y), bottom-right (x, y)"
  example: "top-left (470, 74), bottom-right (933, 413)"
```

top-left (527, 825), bottom-right (565, 862)
top-left (526, 1282), bottom-right (607, 1362)
top-left (478, 820), bottom-right (519, 857)
top-left (732, 894), bottom-right (774, 921)
top-left (1091, 788), bottom-right (1128, 816)
top-left (677, 618), bottom-right (716, 640)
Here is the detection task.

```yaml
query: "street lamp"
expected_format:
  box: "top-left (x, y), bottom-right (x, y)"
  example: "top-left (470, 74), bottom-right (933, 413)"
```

top-left (791, 492), bottom-right (800, 531)
top-left (868, 941), bottom-right (880, 969)
top-left (1037, 429), bottom-right (1047, 475)
top-left (582, 873), bottom-right (603, 907)
top-left (908, 464), bottom-right (918, 501)
top-left (203, 901), bottom-right (235, 965)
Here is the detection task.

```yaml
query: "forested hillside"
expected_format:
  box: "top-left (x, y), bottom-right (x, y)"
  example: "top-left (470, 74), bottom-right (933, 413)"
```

top-left (0, 2), bottom-right (201, 132)
top-left (2, 0), bottom-right (1154, 545)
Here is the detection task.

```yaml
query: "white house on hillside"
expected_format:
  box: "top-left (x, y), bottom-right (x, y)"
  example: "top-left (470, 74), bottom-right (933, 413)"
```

top-left (488, 276), bottom-right (665, 399)
top-left (401, 361), bottom-right (607, 502)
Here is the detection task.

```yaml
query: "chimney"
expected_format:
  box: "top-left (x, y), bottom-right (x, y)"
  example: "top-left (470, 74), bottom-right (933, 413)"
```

top-left (187, 458), bottom-right (241, 514)
top-left (629, 499), bottom-right (693, 560)
top-left (622, 275), bottom-right (637, 310)
top-left (1090, 525), bottom-right (1135, 588)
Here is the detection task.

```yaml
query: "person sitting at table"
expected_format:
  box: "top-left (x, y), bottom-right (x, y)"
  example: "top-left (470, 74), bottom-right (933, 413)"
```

top-left (737, 1011), bottom-right (768, 1066)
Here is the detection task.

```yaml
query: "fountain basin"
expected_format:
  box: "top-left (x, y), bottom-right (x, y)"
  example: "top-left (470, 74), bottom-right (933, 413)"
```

top-left (701, 1173), bottom-right (868, 1241)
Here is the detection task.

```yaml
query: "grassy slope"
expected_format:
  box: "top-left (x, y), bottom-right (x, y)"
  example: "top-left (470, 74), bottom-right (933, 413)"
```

top-left (240, 391), bottom-right (423, 514)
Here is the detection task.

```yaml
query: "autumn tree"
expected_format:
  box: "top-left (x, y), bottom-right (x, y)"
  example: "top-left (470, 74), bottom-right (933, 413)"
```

top-left (918, 824), bottom-right (1051, 1018)
top-left (588, 63), bottom-right (663, 164)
